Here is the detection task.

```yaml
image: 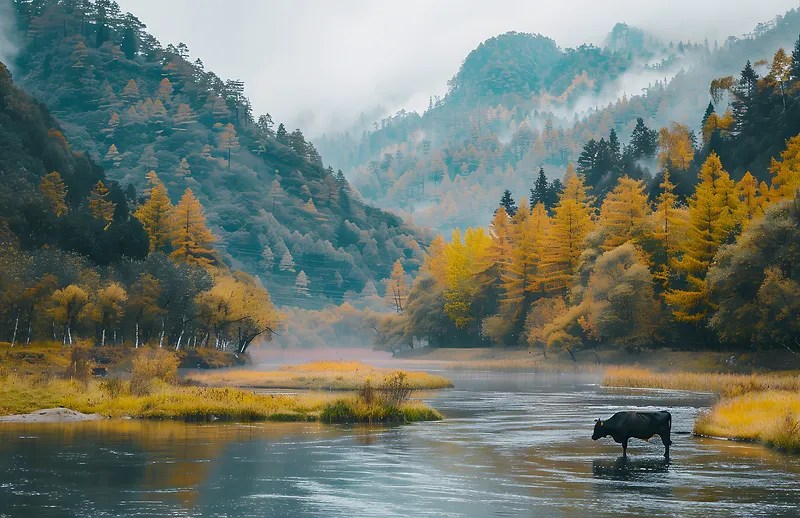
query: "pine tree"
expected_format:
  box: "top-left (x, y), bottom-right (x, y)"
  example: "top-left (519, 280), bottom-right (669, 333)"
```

top-left (295, 271), bottom-right (310, 297)
top-left (170, 189), bottom-right (216, 267)
top-left (701, 101), bottom-right (715, 127)
top-left (599, 176), bottom-right (651, 250)
top-left (791, 34), bottom-right (800, 81)
top-left (174, 104), bottom-right (197, 128)
top-left (39, 172), bottom-right (68, 217)
top-left (542, 173), bottom-right (594, 290)
top-left (498, 189), bottom-right (517, 217)
top-left (135, 172), bottom-right (174, 253)
top-left (276, 123), bottom-right (289, 145)
top-left (89, 181), bottom-right (116, 229)
top-left (530, 167), bottom-right (549, 209)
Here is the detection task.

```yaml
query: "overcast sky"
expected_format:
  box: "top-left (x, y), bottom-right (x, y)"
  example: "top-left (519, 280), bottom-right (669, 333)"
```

top-left (116, 0), bottom-right (799, 136)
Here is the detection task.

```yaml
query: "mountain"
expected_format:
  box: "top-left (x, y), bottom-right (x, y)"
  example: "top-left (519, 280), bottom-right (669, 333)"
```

top-left (9, 0), bottom-right (430, 308)
top-left (316, 10), bottom-right (800, 234)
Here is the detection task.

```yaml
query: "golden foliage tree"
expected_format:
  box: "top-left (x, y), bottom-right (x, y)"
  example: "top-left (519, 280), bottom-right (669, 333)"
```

top-left (543, 173), bottom-right (594, 290)
top-left (135, 172), bottom-right (174, 253)
top-left (49, 285), bottom-right (89, 345)
top-left (170, 188), bottom-right (216, 267)
top-left (658, 122), bottom-right (694, 173)
top-left (599, 176), bottom-right (651, 250)
top-left (501, 200), bottom-right (548, 316)
top-left (39, 172), bottom-right (68, 217)
top-left (386, 260), bottom-right (409, 313)
top-left (90, 282), bottom-right (128, 347)
top-left (88, 181), bottom-right (116, 229)
top-left (769, 134), bottom-right (800, 200)
top-left (666, 153), bottom-right (738, 323)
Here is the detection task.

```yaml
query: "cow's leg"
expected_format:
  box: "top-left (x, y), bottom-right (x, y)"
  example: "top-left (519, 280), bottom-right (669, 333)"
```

top-left (622, 438), bottom-right (628, 457)
top-left (662, 427), bottom-right (671, 458)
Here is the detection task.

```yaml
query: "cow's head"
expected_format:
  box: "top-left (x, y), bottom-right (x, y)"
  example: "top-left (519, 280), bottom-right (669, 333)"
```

top-left (592, 419), bottom-right (606, 440)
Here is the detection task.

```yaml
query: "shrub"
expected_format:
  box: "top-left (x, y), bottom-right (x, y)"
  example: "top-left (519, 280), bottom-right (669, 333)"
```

top-left (358, 377), bottom-right (376, 405)
top-left (130, 348), bottom-right (179, 396)
top-left (66, 345), bottom-right (93, 383)
top-left (379, 371), bottom-right (412, 408)
top-left (100, 377), bottom-right (125, 398)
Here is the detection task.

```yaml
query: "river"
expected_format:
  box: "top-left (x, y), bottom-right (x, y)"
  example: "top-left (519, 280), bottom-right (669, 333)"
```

top-left (1, 370), bottom-right (798, 517)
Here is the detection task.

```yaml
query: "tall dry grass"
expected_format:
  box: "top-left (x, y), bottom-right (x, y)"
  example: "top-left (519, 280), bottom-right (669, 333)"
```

top-left (602, 367), bottom-right (800, 396)
top-left (695, 391), bottom-right (800, 451)
top-left (189, 360), bottom-right (453, 390)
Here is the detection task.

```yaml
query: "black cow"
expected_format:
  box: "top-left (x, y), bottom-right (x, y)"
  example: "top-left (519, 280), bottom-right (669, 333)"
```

top-left (592, 411), bottom-right (672, 458)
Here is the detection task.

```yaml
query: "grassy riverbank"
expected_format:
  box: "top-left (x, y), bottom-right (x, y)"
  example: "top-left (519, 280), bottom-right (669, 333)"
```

top-left (602, 366), bottom-right (800, 452)
top-left (0, 373), bottom-right (441, 423)
top-left (695, 391), bottom-right (800, 451)
top-left (188, 360), bottom-right (454, 390)
top-left (602, 367), bottom-right (800, 396)
top-left (0, 348), bottom-right (444, 424)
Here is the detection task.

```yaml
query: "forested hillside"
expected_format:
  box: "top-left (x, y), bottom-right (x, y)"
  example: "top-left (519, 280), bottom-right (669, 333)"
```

top-left (372, 42), bottom-right (800, 355)
top-left (317, 11), bottom-right (800, 234)
top-left (9, 0), bottom-right (429, 309)
top-left (0, 61), bottom-right (279, 352)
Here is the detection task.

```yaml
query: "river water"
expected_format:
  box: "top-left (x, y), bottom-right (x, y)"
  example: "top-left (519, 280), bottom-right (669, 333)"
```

top-left (1, 371), bottom-right (799, 517)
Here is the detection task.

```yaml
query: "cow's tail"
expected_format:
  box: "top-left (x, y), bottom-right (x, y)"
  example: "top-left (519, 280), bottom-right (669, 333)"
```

top-left (666, 411), bottom-right (672, 430)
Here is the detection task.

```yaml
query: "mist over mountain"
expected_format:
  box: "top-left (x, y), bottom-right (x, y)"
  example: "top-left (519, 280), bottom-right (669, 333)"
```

top-left (315, 9), bottom-right (800, 234)
top-left (113, 0), bottom-right (800, 138)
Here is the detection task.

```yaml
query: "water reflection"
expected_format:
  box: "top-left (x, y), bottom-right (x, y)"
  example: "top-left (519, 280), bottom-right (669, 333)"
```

top-left (592, 455), bottom-right (671, 480)
top-left (1, 373), bottom-right (799, 517)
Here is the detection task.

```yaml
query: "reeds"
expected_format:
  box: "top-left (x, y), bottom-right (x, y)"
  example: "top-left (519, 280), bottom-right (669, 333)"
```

top-left (602, 367), bottom-right (800, 396)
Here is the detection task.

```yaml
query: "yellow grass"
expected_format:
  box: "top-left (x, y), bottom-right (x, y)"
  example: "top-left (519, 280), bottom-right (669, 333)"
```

top-left (695, 391), bottom-right (800, 451)
top-left (189, 360), bottom-right (454, 390)
top-left (0, 373), bottom-right (439, 423)
top-left (602, 367), bottom-right (800, 396)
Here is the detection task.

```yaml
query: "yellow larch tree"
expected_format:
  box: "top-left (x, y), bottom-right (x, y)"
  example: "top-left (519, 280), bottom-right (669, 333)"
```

top-left (769, 134), bottom-right (800, 200)
top-left (736, 171), bottom-right (765, 223)
top-left (423, 234), bottom-right (447, 283)
top-left (599, 176), bottom-right (652, 251)
top-left (386, 259), bottom-right (409, 313)
top-left (665, 153), bottom-right (738, 323)
top-left (122, 79), bottom-right (140, 102)
top-left (157, 78), bottom-right (173, 104)
top-left (652, 169), bottom-right (687, 287)
top-left (134, 172), bottom-right (174, 253)
top-left (88, 181), bottom-right (116, 229)
top-left (501, 200), bottom-right (548, 317)
top-left (39, 172), bottom-right (68, 217)
top-left (170, 188), bottom-right (216, 267)
top-left (105, 143), bottom-right (121, 167)
top-left (658, 122), bottom-right (694, 173)
top-left (542, 173), bottom-right (595, 290)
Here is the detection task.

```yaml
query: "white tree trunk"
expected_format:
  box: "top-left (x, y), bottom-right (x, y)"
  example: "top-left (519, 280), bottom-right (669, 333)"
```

top-left (159, 316), bottom-right (165, 348)
top-left (67, 325), bottom-right (73, 346)
top-left (101, 327), bottom-right (106, 348)
top-left (11, 313), bottom-right (19, 347)
top-left (135, 322), bottom-right (139, 348)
